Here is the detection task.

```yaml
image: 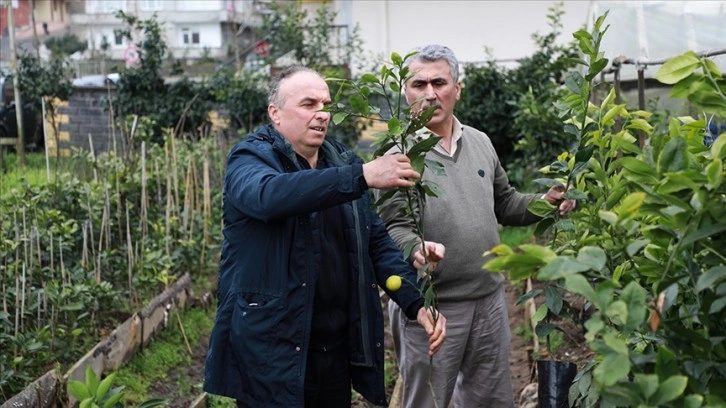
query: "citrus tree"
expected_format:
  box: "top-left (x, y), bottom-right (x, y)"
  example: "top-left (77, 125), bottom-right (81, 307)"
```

top-left (484, 12), bottom-right (726, 407)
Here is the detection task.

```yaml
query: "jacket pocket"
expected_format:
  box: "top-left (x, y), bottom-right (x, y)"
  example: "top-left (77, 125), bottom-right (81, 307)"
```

top-left (229, 291), bottom-right (284, 375)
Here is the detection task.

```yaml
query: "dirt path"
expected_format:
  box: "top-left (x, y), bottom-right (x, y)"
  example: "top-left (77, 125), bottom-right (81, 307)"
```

top-left (506, 280), bottom-right (534, 404)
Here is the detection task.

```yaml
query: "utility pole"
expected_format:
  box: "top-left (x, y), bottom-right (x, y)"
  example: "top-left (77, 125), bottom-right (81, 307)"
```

top-left (6, 0), bottom-right (26, 166)
top-left (30, 0), bottom-right (41, 60)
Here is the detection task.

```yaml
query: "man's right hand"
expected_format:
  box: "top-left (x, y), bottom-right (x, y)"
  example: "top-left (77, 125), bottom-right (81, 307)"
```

top-left (362, 154), bottom-right (420, 189)
top-left (416, 307), bottom-right (447, 356)
top-left (413, 241), bottom-right (445, 273)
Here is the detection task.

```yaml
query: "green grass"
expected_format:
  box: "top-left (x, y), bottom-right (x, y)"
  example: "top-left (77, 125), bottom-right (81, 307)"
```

top-left (115, 303), bottom-right (221, 406)
top-left (0, 152), bottom-right (81, 195)
top-left (499, 225), bottom-right (536, 247)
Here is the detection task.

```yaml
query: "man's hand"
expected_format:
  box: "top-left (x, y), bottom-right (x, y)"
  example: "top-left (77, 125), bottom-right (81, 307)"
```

top-left (362, 154), bottom-right (420, 189)
top-left (543, 185), bottom-right (577, 216)
top-left (416, 307), bottom-right (447, 356)
top-left (412, 241), bottom-right (445, 273)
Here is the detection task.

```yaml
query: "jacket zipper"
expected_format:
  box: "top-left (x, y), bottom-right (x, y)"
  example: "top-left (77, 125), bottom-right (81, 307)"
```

top-left (352, 200), bottom-right (372, 365)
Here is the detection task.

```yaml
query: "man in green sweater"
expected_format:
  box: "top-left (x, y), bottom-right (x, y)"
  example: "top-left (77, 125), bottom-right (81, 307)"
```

top-left (378, 44), bottom-right (576, 407)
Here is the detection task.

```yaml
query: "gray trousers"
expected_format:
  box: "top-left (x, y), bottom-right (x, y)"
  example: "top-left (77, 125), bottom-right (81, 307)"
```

top-left (389, 285), bottom-right (514, 408)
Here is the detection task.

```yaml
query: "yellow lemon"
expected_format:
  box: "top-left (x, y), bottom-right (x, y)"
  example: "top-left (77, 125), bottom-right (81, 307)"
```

top-left (386, 275), bottom-right (402, 291)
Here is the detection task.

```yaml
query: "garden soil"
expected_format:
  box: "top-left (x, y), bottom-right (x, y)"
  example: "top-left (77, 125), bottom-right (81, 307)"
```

top-left (146, 279), bottom-right (589, 407)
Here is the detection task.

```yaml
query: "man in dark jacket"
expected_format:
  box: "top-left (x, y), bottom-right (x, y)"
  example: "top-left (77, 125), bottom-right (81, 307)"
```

top-left (203, 66), bottom-right (447, 408)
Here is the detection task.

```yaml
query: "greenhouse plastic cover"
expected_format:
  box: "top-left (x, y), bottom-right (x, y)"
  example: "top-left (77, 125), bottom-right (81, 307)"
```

top-left (588, 1), bottom-right (726, 81)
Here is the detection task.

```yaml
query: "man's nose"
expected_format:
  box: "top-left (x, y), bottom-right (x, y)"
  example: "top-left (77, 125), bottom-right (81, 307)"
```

top-left (315, 109), bottom-right (330, 121)
top-left (424, 84), bottom-right (437, 99)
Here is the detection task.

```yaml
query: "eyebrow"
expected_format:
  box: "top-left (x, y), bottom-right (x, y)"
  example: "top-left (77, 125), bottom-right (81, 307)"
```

top-left (410, 77), bottom-right (448, 86)
top-left (299, 96), bottom-right (332, 105)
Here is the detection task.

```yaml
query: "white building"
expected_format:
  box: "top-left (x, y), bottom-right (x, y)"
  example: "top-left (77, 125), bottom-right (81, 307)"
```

top-left (68, 0), bottom-right (276, 63)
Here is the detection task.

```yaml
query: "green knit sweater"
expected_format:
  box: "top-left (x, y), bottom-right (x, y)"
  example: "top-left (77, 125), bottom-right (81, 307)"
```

top-left (378, 123), bottom-right (540, 302)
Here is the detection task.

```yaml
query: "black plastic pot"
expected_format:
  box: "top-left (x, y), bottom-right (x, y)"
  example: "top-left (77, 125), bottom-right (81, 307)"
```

top-left (537, 359), bottom-right (577, 408)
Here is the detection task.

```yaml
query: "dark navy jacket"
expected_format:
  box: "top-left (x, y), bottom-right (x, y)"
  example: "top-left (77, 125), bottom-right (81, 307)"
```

top-left (203, 125), bottom-right (424, 407)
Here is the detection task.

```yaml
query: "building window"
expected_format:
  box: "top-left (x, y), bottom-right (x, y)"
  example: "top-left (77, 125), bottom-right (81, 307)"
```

top-left (140, 0), bottom-right (162, 11)
top-left (114, 31), bottom-right (123, 46)
top-left (181, 28), bottom-right (201, 45)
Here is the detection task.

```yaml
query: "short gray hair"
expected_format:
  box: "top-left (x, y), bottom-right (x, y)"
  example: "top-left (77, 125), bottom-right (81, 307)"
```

top-left (408, 44), bottom-right (460, 83)
top-left (267, 66), bottom-right (324, 107)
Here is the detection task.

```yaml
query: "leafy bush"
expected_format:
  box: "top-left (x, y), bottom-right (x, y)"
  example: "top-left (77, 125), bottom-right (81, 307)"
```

top-left (456, 3), bottom-right (579, 188)
top-left (0, 135), bottom-right (225, 399)
top-left (485, 12), bottom-right (726, 407)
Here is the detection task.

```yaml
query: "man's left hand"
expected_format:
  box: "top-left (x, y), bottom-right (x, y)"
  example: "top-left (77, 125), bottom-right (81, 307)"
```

top-left (543, 185), bottom-right (577, 216)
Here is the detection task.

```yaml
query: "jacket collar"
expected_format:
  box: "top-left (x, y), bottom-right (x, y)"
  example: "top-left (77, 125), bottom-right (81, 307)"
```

top-left (258, 124), bottom-right (355, 168)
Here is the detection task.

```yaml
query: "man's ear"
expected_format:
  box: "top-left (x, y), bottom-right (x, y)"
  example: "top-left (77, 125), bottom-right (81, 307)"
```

top-left (268, 104), bottom-right (279, 124)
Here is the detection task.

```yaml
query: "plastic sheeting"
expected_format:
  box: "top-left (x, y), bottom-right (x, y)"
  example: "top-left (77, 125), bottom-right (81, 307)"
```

top-left (587, 1), bottom-right (726, 81)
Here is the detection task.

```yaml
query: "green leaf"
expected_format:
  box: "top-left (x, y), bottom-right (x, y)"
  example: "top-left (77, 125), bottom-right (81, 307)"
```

top-left (545, 286), bottom-right (563, 315)
top-left (634, 374), bottom-right (659, 400)
top-left (669, 73), bottom-right (700, 98)
top-left (520, 244), bottom-right (557, 263)
top-left (86, 366), bottom-right (100, 396)
top-left (619, 157), bottom-right (658, 184)
top-left (391, 52), bottom-right (403, 66)
top-left (96, 373), bottom-right (116, 401)
top-left (601, 105), bottom-right (623, 126)
top-left (538, 256), bottom-right (591, 280)
top-left (565, 71), bottom-right (585, 94)
top-left (102, 393), bottom-right (124, 408)
top-left (615, 192), bottom-right (646, 219)
top-left (651, 375), bottom-right (688, 405)
top-left (533, 304), bottom-right (548, 323)
top-left (138, 399), bottom-right (168, 408)
top-left (533, 178), bottom-right (565, 188)
top-left (332, 112), bottom-right (347, 125)
top-left (711, 132), bottom-right (726, 158)
top-left (533, 217), bottom-right (555, 237)
top-left (654, 51), bottom-right (701, 84)
top-left (349, 93), bottom-right (369, 116)
top-left (684, 395), bottom-right (704, 408)
top-left (528, 199), bottom-right (557, 218)
top-left (576, 246), bottom-right (606, 271)
top-left (410, 155), bottom-right (425, 174)
top-left (709, 297), bottom-right (726, 314)
top-left (516, 288), bottom-right (543, 306)
top-left (621, 281), bottom-right (646, 331)
top-left (407, 136), bottom-right (441, 157)
top-left (68, 380), bottom-right (91, 400)
top-left (79, 398), bottom-right (94, 408)
top-left (564, 274), bottom-right (598, 305)
top-left (594, 353), bottom-right (631, 387)
top-left (535, 321), bottom-right (556, 338)
top-left (626, 118), bottom-right (654, 133)
top-left (626, 239), bottom-right (648, 256)
top-left (658, 137), bottom-right (688, 173)
top-left (360, 73), bottom-right (378, 84)
top-left (655, 346), bottom-right (680, 380)
top-left (387, 117), bottom-right (402, 136)
top-left (706, 158), bottom-right (723, 189)
top-left (697, 266), bottom-right (726, 292)
top-left (605, 300), bottom-right (628, 326)
top-left (681, 223), bottom-right (726, 246)
top-left (424, 159), bottom-right (446, 176)
top-left (575, 144), bottom-right (595, 164)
